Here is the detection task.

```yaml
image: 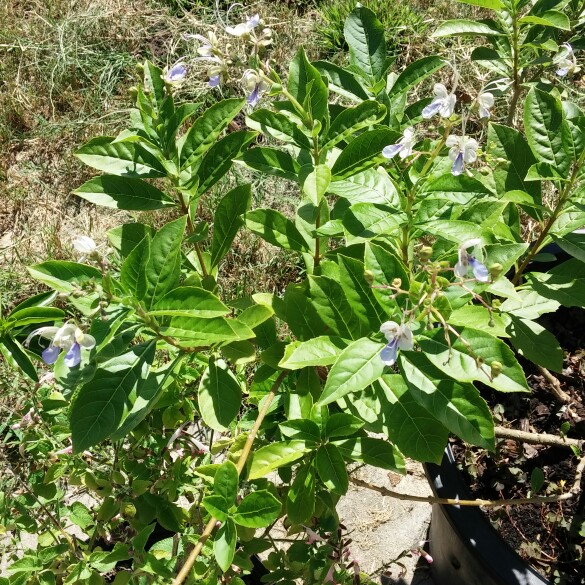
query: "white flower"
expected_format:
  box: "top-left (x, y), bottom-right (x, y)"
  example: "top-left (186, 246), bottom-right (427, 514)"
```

top-left (379, 321), bottom-right (414, 366)
top-left (422, 83), bottom-right (456, 119)
top-left (553, 43), bottom-right (579, 77)
top-left (454, 239), bottom-right (489, 282)
top-left (226, 14), bottom-right (260, 36)
top-left (446, 135), bottom-right (478, 176)
top-left (72, 235), bottom-right (98, 261)
top-left (164, 62), bottom-right (187, 83)
top-left (382, 127), bottom-right (416, 160)
top-left (25, 324), bottom-right (96, 367)
top-left (188, 32), bottom-right (219, 57)
top-left (478, 91), bottom-right (494, 119)
top-left (242, 69), bottom-right (271, 106)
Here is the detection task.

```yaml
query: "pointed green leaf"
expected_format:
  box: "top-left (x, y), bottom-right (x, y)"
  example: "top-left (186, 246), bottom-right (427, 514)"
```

top-left (215, 461), bottom-right (239, 506)
top-left (288, 47), bottom-right (329, 122)
top-left (279, 419), bottom-right (321, 442)
top-left (314, 60), bottom-right (369, 102)
top-left (519, 11), bottom-right (570, 29)
top-left (318, 337), bottom-right (386, 406)
top-left (286, 462), bottom-right (316, 525)
top-left (232, 490), bottom-right (281, 528)
top-left (198, 357), bottom-right (242, 431)
top-left (246, 109), bottom-right (311, 149)
top-left (364, 242), bottom-right (408, 311)
top-left (325, 413), bottom-right (364, 438)
top-left (279, 336), bottom-right (347, 370)
top-left (316, 444), bottom-right (348, 495)
top-left (73, 176), bottom-right (174, 210)
top-left (0, 335), bottom-right (38, 382)
top-left (249, 440), bottom-right (311, 479)
top-left (214, 518), bottom-right (237, 572)
top-left (159, 316), bottom-right (255, 346)
top-left (299, 164), bottom-right (331, 207)
top-left (71, 341), bottom-right (156, 452)
top-left (244, 209), bottom-right (310, 252)
top-left (240, 147), bottom-right (301, 181)
top-left (332, 435), bottom-right (405, 472)
top-left (120, 235), bottom-right (150, 297)
top-left (75, 136), bottom-right (166, 178)
top-left (27, 261), bottom-right (102, 293)
top-left (149, 287), bottom-right (230, 318)
top-left (389, 56), bottom-right (446, 96)
top-left (211, 184), bottom-right (252, 268)
top-left (142, 216), bottom-right (186, 308)
top-left (432, 20), bottom-right (504, 37)
top-left (6, 307), bottom-right (65, 328)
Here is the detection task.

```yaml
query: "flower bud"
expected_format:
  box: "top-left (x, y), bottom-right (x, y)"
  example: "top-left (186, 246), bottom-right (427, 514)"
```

top-left (419, 246), bottom-right (433, 261)
top-left (490, 361), bottom-right (503, 378)
top-left (489, 263), bottom-right (503, 279)
top-left (363, 270), bottom-right (375, 285)
top-left (392, 277), bottom-right (402, 288)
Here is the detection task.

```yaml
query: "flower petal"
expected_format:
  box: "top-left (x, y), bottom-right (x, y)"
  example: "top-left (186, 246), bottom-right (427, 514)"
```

top-left (433, 83), bottom-right (449, 99)
top-left (64, 343), bottom-right (81, 368)
top-left (380, 338), bottom-right (399, 366)
top-left (25, 326), bottom-right (60, 346)
top-left (209, 75), bottom-right (221, 87)
top-left (42, 345), bottom-right (60, 365)
top-left (380, 321), bottom-right (400, 341)
top-left (454, 260), bottom-right (468, 278)
top-left (382, 143), bottom-right (403, 159)
top-left (451, 152), bottom-right (465, 176)
top-left (422, 99), bottom-right (442, 119)
top-left (469, 257), bottom-right (489, 282)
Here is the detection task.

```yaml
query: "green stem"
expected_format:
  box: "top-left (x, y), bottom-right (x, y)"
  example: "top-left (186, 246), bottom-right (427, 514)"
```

top-left (507, 9), bottom-right (521, 127)
top-left (512, 148), bottom-right (585, 285)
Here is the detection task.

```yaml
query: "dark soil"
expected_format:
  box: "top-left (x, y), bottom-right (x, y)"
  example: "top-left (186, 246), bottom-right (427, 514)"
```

top-left (454, 306), bottom-right (585, 585)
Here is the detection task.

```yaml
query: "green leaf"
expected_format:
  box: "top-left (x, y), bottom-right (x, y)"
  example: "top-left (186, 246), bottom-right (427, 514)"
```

top-left (149, 287), bottom-right (230, 318)
top-left (314, 60), bottom-right (369, 102)
top-left (240, 147), bottom-right (300, 181)
top-left (525, 272), bottom-right (585, 308)
top-left (389, 56), bottom-right (446, 96)
top-left (344, 6), bottom-right (386, 83)
top-left (249, 440), bottom-right (311, 479)
top-left (179, 98), bottom-right (245, 169)
top-left (142, 216), bottom-right (187, 309)
top-left (71, 341), bottom-right (156, 452)
top-left (210, 184), bottom-right (252, 268)
top-left (107, 223), bottom-right (154, 257)
top-left (318, 337), bottom-right (386, 406)
top-left (0, 335), bottom-right (38, 382)
top-left (288, 47), bottom-right (329, 122)
top-left (500, 289), bottom-right (560, 319)
top-left (120, 235), bottom-right (150, 298)
top-left (194, 131), bottom-right (257, 196)
top-left (364, 242), bottom-right (408, 311)
top-left (244, 209), bottom-right (310, 252)
top-left (215, 461), bottom-right (239, 507)
top-left (421, 173), bottom-right (493, 202)
top-left (237, 304), bottom-right (274, 329)
top-left (214, 518), bottom-right (237, 572)
top-left (279, 419), bottom-right (321, 442)
top-left (233, 490), bottom-right (281, 528)
top-left (159, 316), bottom-right (255, 346)
top-left (279, 336), bottom-right (347, 370)
top-left (370, 376), bottom-right (449, 463)
top-left (316, 444), bottom-right (349, 495)
top-left (519, 11), bottom-right (570, 29)
top-left (309, 275), bottom-right (368, 339)
top-left (27, 261), bottom-right (102, 293)
top-left (300, 164), bottom-right (331, 207)
top-left (333, 435), bottom-right (406, 472)
top-left (423, 220), bottom-right (489, 244)
top-left (524, 88), bottom-right (570, 177)
top-left (418, 328), bottom-right (529, 393)
top-left (6, 307), bottom-right (65, 328)
top-left (198, 357), bottom-right (242, 431)
top-left (321, 101), bottom-right (386, 151)
top-left (286, 462), bottom-right (316, 524)
top-left (399, 353), bottom-right (495, 449)
top-left (507, 315), bottom-right (563, 373)
top-left (432, 20), bottom-right (504, 37)
top-left (342, 202), bottom-right (405, 242)
top-left (328, 168), bottom-right (399, 206)
top-left (530, 467), bottom-right (545, 493)
top-left (332, 129), bottom-right (398, 179)
top-left (325, 413), bottom-right (364, 438)
top-left (75, 136), bottom-right (166, 178)
top-left (448, 305), bottom-right (510, 338)
top-left (551, 232), bottom-right (585, 263)
top-left (246, 109), bottom-right (311, 149)
top-left (73, 176), bottom-right (174, 210)
top-left (283, 286), bottom-right (328, 340)
top-left (488, 123), bottom-right (540, 203)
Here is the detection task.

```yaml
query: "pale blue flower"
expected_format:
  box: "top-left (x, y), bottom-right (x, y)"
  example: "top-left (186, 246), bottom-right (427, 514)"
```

top-left (226, 13), bottom-right (260, 36)
top-left (454, 239), bottom-right (489, 282)
top-left (446, 135), bottom-right (478, 176)
top-left (382, 127), bottom-right (416, 160)
top-left (164, 62), bottom-right (187, 83)
top-left (380, 321), bottom-right (413, 366)
top-left (553, 43), bottom-right (578, 77)
top-left (422, 83), bottom-right (456, 119)
top-left (242, 69), bottom-right (270, 107)
top-left (478, 91), bottom-right (494, 119)
top-left (25, 324), bottom-right (96, 368)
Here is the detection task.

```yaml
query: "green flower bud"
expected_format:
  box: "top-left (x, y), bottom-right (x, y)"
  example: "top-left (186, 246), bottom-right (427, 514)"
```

top-left (419, 246), bottom-right (433, 261)
top-left (490, 263), bottom-right (504, 279)
top-left (392, 277), bottom-right (402, 288)
top-left (363, 270), bottom-right (375, 285)
top-left (490, 361), bottom-right (503, 378)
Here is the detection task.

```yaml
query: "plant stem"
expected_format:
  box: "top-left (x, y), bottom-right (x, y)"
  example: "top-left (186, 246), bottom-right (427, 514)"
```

top-left (512, 147), bottom-right (585, 285)
top-left (172, 370), bottom-right (289, 585)
top-left (494, 425), bottom-right (582, 448)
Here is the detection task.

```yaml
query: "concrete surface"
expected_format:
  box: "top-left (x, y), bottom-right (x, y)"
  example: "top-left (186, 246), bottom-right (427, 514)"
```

top-left (338, 461), bottom-right (435, 585)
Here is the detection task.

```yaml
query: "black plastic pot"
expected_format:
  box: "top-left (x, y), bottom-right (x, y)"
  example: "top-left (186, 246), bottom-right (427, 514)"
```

top-left (424, 446), bottom-right (551, 585)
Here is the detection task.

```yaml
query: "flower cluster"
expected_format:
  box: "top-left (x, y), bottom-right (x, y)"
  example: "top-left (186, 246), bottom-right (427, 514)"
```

top-left (553, 43), bottom-right (579, 77)
top-left (26, 324), bottom-right (96, 368)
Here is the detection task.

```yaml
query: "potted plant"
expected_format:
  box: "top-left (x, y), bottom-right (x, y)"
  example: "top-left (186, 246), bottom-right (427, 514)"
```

top-left (2, 3), bottom-right (584, 584)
